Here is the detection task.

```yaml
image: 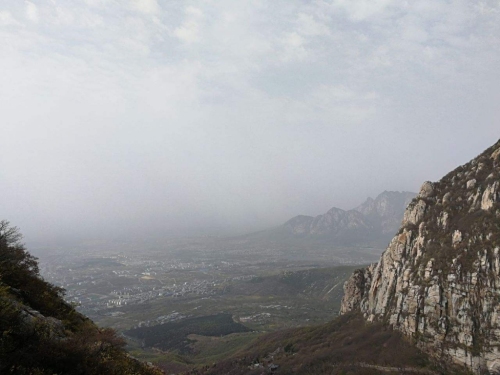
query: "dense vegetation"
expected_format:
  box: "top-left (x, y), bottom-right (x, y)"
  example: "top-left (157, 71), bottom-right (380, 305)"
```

top-left (125, 314), bottom-right (251, 353)
top-left (0, 221), bottom-right (163, 375)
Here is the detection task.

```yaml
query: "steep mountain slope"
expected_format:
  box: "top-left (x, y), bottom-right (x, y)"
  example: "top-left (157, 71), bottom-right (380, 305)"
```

top-left (0, 221), bottom-right (163, 375)
top-left (278, 191), bottom-right (415, 246)
top-left (341, 139), bottom-right (500, 374)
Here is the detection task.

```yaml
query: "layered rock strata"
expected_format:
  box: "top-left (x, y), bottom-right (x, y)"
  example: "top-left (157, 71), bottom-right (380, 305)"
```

top-left (341, 139), bottom-right (500, 374)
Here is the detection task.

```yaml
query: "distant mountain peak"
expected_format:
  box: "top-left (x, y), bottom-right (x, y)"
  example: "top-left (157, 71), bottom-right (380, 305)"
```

top-left (281, 190), bottom-right (416, 245)
top-left (354, 191), bottom-right (416, 234)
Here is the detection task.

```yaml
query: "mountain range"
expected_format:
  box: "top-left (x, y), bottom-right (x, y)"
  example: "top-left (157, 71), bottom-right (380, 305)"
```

top-left (251, 190), bottom-right (416, 248)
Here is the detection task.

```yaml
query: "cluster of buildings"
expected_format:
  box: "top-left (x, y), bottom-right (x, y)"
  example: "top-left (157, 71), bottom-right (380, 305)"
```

top-left (38, 253), bottom-right (252, 319)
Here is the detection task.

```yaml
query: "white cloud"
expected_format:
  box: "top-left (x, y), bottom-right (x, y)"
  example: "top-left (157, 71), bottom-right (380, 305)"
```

top-left (84, 0), bottom-right (116, 7)
top-left (174, 6), bottom-right (204, 44)
top-left (400, 16), bottom-right (429, 43)
top-left (130, 0), bottom-right (160, 15)
top-left (330, 0), bottom-right (395, 21)
top-left (476, 1), bottom-right (500, 15)
top-left (279, 32), bottom-right (307, 62)
top-left (54, 6), bottom-right (75, 26)
top-left (296, 13), bottom-right (331, 37)
top-left (25, 1), bottom-right (39, 23)
top-left (0, 11), bottom-right (22, 26)
top-left (306, 85), bottom-right (380, 123)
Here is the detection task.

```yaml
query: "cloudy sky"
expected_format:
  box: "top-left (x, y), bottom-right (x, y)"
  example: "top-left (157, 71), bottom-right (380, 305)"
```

top-left (1, 0), bottom-right (499, 243)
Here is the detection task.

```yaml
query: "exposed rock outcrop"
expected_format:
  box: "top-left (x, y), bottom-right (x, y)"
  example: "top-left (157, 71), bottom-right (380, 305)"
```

top-left (341, 139), bottom-right (500, 374)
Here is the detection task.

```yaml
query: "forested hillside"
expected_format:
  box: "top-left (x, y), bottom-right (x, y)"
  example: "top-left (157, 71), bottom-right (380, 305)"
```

top-left (0, 221), bottom-right (163, 375)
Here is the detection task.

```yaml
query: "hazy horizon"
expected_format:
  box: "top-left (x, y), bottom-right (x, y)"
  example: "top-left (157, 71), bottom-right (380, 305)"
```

top-left (1, 1), bottom-right (499, 244)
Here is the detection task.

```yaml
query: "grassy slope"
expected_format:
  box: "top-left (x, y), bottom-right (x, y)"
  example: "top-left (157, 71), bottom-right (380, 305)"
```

top-left (186, 313), bottom-right (473, 375)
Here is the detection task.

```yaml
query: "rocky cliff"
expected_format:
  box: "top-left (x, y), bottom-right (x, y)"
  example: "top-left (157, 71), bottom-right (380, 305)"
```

top-left (341, 139), bottom-right (500, 374)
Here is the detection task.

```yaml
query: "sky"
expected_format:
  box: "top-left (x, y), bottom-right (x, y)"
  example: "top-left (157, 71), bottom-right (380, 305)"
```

top-left (1, 0), bottom-right (500, 244)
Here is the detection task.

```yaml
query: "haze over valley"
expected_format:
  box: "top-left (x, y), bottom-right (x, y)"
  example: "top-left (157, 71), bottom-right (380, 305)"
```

top-left (19, 189), bottom-right (410, 372)
top-left (2, 1), bottom-right (499, 246)
top-left (1, 1), bottom-right (500, 374)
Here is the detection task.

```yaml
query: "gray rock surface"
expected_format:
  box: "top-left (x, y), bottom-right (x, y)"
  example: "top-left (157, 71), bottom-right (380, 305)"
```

top-left (341, 139), bottom-right (500, 374)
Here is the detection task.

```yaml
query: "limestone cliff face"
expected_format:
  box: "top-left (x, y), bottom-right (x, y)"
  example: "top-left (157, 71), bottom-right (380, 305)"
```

top-left (341, 139), bottom-right (500, 374)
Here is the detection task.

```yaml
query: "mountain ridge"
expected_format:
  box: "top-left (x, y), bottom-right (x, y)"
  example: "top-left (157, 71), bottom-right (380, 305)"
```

top-left (271, 190), bottom-right (416, 247)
